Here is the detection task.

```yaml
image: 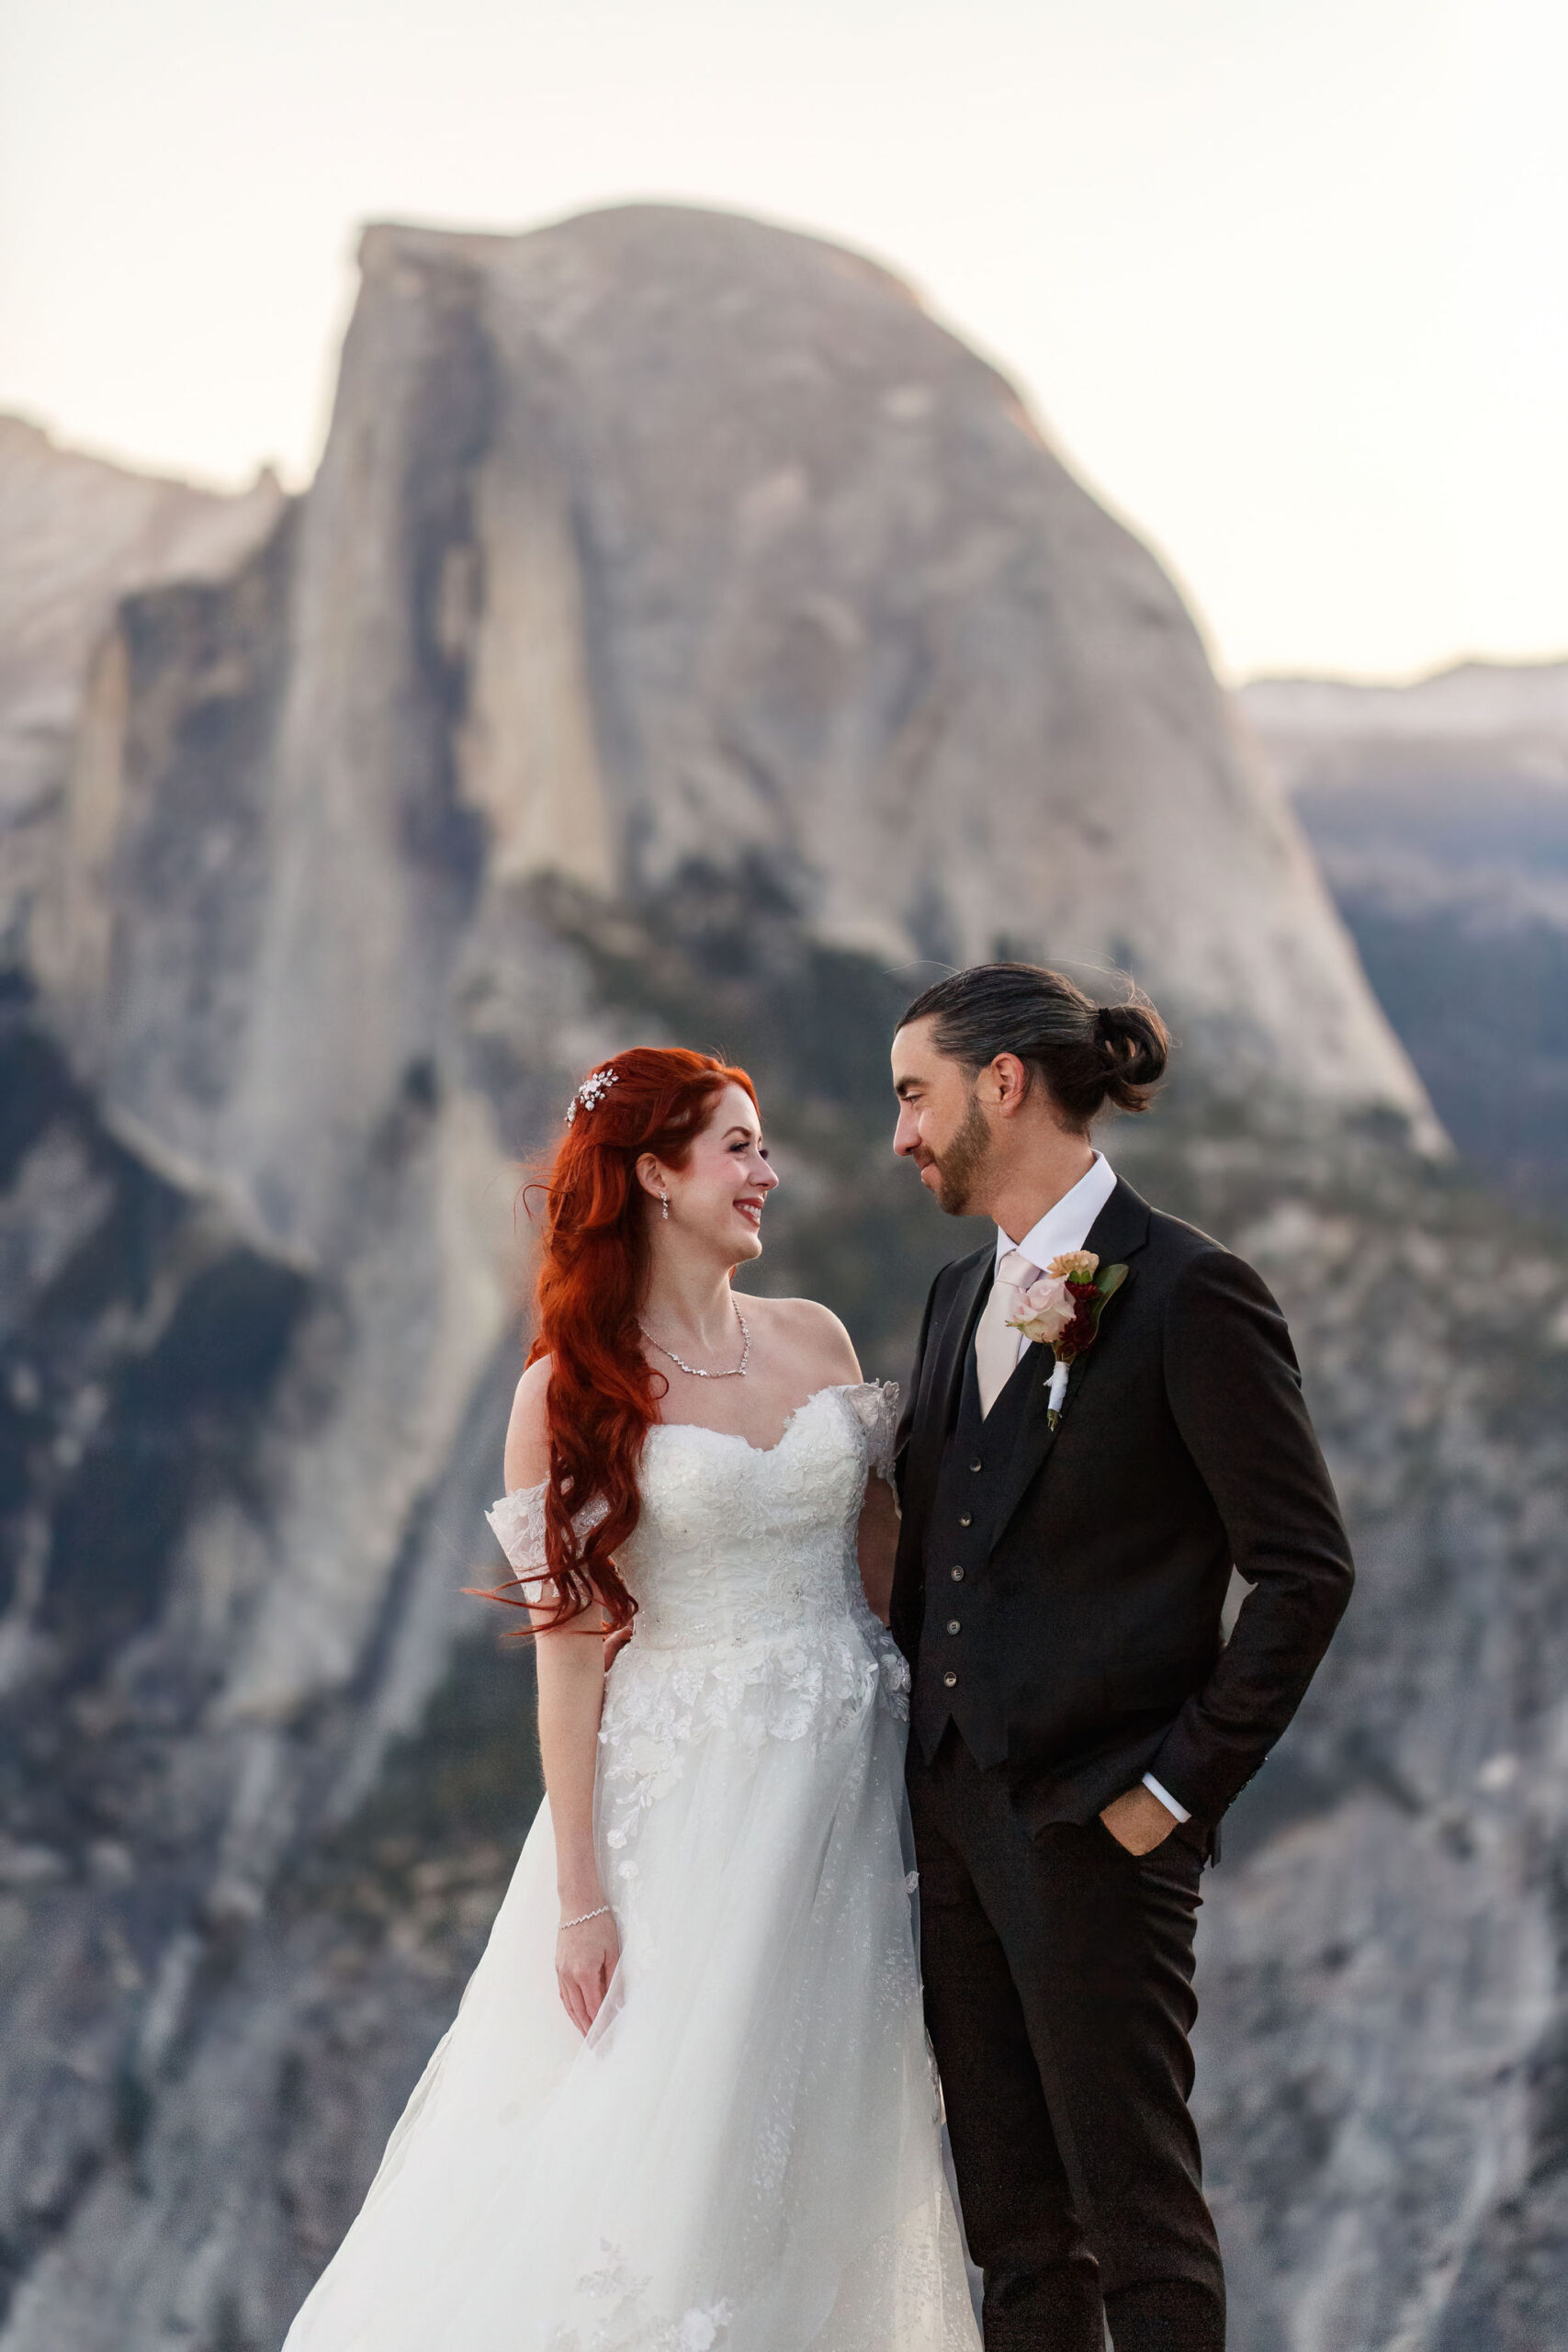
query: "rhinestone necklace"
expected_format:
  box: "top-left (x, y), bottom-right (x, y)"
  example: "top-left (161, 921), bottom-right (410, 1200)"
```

top-left (639, 1306), bottom-right (750, 1379)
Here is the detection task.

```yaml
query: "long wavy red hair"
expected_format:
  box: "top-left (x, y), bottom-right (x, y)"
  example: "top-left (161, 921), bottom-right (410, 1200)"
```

top-left (491, 1047), bottom-right (759, 1634)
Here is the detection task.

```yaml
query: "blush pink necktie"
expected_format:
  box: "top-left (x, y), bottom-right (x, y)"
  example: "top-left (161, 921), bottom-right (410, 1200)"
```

top-left (974, 1250), bottom-right (1041, 1419)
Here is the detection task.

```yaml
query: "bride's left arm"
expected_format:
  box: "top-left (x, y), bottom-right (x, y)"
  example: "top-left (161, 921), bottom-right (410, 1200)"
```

top-left (856, 1477), bottom-right (899, 1626)
top-left (762, 1295), bottom-right (899, 1621)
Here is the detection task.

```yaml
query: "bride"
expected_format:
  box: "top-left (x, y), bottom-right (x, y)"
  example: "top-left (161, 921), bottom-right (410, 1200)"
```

top-left (283, 1046), bottom-right (979, 2352)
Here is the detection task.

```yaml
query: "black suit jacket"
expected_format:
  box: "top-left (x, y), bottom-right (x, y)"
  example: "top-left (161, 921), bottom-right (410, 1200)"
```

top-left (892, 1178), bottom-right (1354, 1831)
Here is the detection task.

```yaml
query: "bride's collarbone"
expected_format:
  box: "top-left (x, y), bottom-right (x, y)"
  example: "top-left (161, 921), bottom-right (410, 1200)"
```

top-left (641, 1293), bottom-right (858, 1453)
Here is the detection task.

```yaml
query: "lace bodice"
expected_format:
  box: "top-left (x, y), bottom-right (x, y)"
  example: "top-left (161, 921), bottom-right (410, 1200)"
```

top-left (487, 1380), bottom-right (898, 1652)
top-left (488, 1385), bottom-right (908, 1925)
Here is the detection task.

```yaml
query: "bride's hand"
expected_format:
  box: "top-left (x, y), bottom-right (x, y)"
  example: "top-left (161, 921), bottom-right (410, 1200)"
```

top-left (557, 1907), bottom-right (620, 2035)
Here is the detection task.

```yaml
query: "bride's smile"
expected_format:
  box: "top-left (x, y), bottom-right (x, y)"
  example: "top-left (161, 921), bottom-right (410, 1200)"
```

top-left (635, 1079), bottom-right (778, 1271)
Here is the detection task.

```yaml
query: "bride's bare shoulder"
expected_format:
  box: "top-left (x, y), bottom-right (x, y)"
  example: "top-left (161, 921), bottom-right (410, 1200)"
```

top-left (743, 1294), bottom-right (860, 1381)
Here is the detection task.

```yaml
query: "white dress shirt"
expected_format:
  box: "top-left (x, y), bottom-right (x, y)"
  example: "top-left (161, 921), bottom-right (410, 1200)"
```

top-left (988, 1151), bottom-right (1119, 1380)
top-left (989, 1152), bottom-right (1191, 1828)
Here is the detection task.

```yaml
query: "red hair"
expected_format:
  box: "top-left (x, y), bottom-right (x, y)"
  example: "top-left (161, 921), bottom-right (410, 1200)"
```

top-left (492, 1047), bottom-right (758, 1635)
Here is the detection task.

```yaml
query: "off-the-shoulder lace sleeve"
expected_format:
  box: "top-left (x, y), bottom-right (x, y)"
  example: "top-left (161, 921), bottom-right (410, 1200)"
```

top-left (485, 1483), bottom-right (608, 1590)
top-left (486, 1481), bottom-right (548, 1576)
top-left (846, 1380), bottom-right (900, 1487)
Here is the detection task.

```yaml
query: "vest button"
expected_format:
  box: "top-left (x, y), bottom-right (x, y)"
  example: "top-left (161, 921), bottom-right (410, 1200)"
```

top-left (942, 1670), bottom-right (958, 1688)
top-left (969, 1457), bottom-right (983, 1473)
top-left (950, 1566), bottom-right (964, 1581)
top-left (947, 1619), bottom-right (962, 1635)
top-left (958, 1511), bottom-right (973, 1528)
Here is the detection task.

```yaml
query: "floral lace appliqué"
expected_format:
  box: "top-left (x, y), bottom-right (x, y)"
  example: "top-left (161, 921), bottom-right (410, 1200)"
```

top-left (543, 2241), bottom-right (732, 2352)
top-left (847, 1377), bottom-right (900, 1487)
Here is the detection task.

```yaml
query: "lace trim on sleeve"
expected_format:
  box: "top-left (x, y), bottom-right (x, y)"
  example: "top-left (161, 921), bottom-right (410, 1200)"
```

top-left (484, 1482), bottom-right (608, 1595)
top-left (486, 1481), bottom-right (547, 1576)
top-left (846, 1380), bottom-right (900, 1487)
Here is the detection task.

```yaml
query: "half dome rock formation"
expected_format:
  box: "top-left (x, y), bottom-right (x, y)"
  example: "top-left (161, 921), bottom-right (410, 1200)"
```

top-left (7, 209), bottom-right (1566, 2352)
top-left (33, 206), bottom-right (1428, 1169)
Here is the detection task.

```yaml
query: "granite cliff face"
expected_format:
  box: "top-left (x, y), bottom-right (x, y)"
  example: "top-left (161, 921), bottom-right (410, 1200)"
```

top-left (0, 416), bottom-right (284, 968)
top-left (31, 209), bottom-right (1427, 1141)
top-left (0, 207), bottom-right (1562, 2352)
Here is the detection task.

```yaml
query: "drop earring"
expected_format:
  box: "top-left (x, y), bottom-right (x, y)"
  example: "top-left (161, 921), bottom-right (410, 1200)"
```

top-left (660, 1191), bottom-right (671, 1221)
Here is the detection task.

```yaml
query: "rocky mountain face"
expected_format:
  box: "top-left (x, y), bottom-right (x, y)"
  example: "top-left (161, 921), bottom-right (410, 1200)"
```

top-left (1241, 664), bottom-right (1568, 1211)
top-left (0, 206), bottom-right (1563, 2352)
top-left (0, 416), bottom-right (284, 972)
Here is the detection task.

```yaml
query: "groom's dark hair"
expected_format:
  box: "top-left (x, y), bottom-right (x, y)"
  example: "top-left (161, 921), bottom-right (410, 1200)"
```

top-left (897, 962), bottom-right (1169, 1132)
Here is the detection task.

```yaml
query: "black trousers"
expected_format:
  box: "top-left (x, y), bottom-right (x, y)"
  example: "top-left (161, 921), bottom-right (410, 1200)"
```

top-left (908, 1728), bottom-right (1225, 2352)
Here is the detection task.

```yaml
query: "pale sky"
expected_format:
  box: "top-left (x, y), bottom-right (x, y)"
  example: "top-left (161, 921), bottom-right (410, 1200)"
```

top-left (1, 0), bottom-right (1563, 683)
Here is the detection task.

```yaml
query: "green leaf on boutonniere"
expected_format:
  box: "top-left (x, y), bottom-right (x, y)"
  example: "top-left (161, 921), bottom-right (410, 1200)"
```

top-left (1074, 1260), bottom-right (1127, 1347)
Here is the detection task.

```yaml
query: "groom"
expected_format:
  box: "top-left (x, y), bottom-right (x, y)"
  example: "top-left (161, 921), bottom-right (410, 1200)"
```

top-left (890, 963), bottom-right (1354, 2352)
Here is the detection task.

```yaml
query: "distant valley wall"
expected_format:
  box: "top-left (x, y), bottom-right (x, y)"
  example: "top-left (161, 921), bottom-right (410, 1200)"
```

top-left (1242, 662), bottom-right (1568, 1210)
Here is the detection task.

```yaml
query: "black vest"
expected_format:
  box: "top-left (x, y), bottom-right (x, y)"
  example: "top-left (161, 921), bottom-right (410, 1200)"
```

top-left (911, 1335), bottom-right (1039, 1764)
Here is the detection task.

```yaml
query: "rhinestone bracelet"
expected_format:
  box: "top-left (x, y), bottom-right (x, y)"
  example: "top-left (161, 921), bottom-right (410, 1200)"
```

top-left (560, 1904), bottom-right (614, 1930)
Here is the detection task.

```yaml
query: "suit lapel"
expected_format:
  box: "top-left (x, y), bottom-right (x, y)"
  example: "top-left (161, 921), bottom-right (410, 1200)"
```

top-left (925, 1249), bottom-right (992, 1442)
top-left (1079, 1175), bottom-right (1153, 1281)
top-left (903, 1248), bottom-right (990, 1541)
top-left (981, 1177), bottom-right (1154, 1549)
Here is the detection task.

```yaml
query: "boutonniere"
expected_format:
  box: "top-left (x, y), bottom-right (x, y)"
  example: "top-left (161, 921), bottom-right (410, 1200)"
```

top-left (1007, 1250), bottom-right (1129, 1427)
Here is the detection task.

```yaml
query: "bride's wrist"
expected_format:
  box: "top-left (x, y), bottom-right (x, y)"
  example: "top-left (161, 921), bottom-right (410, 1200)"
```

top-left (558, 1894), bottom-right (613, 1928)
top-left (557, 1872), bottom-right (606, 1916)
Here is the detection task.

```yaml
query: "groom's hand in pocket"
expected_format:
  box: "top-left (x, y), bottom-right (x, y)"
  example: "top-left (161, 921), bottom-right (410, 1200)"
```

top-left (1100, 1783), bottom-right (1179, 1855)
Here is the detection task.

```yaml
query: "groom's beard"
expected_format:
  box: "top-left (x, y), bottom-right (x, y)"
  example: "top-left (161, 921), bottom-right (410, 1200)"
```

top-left (930, 1095), bottom-right (991, 1216)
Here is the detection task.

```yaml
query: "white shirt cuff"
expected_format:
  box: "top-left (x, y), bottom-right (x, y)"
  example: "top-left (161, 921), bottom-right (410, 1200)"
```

top-left (1141, 1771), bottom-right (1191, 1824)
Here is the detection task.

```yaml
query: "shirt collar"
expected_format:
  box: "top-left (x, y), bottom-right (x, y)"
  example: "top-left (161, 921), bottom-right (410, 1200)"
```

top-left (995, 1151), bottom-right (1118, 1274)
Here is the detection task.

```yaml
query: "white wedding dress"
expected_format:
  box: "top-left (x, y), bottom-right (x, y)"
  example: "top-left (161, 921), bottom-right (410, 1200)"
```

top-left (284, 1381), bottom-right (979, 2352)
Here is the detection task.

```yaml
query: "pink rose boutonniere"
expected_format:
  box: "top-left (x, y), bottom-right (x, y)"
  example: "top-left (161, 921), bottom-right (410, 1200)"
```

top-left (1006, 1250), bottom-right (1129, 1427)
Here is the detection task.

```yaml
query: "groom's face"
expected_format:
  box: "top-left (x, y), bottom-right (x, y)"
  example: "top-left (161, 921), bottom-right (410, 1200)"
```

top-left (891, 1021), bottom-right (992, 1216)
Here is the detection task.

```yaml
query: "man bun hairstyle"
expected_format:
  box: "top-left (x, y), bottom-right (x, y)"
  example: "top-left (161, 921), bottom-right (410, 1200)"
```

top-left (899, 962), bottom-right (1168, 1131)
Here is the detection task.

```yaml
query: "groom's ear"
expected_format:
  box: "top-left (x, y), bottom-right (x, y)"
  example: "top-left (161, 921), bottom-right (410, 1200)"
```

top-left (980, 1053), bottom-right (1032, 1116)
